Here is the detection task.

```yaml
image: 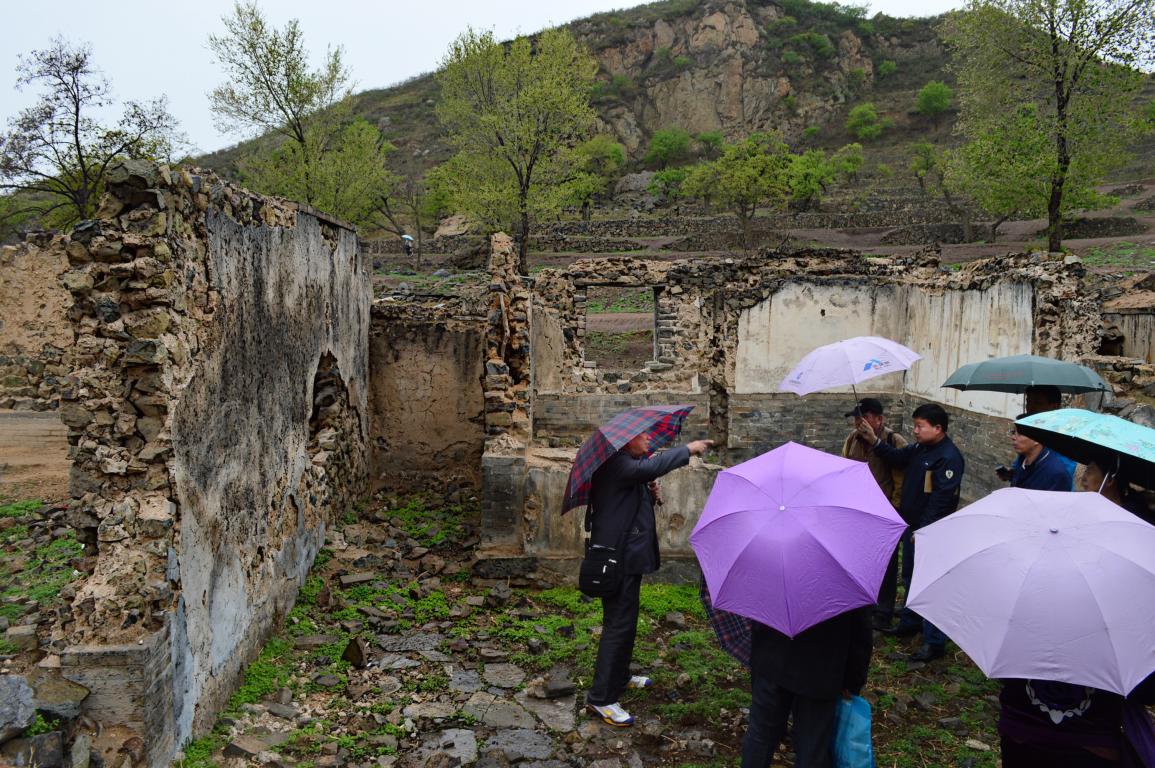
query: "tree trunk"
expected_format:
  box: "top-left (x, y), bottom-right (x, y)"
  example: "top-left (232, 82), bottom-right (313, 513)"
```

top-left (518, 207), bottom-right (530, 275)
top-left (991, 214), bottom-right (1011, 243)
top-left (738, 208), bottom-right (753, 250)
top-left (1046, 175), bottom-right (1065, 252)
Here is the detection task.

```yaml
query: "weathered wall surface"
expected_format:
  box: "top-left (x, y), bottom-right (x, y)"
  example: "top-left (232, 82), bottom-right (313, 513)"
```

top-left (0, 236), bottom-right (77, 410)
top-left (1104, 312), bottom-right (1155, 364)
top-left (42, 161), bottom-right (369, 765)
top-left (368, 298), bottom-right (487, 492)
top-left (512, 252), bottom-right (1102, 571)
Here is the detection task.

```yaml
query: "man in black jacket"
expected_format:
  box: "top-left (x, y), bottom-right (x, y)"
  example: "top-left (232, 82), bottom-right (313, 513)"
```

top-left (586, 431), bottom-right (713, 727)
top-left (742, 606), bottom-right (874, 767)
top-left (861, 402), bottom-right (965, 662)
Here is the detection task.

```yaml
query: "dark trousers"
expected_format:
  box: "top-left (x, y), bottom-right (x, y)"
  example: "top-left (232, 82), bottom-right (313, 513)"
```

top-left (587, 572), bottom-right (643, 706)
top-left (896, 527), bottom-right (946, 647)
top-left (875, 547), bottom-right (899, 620)
top-left (741, 673), bottom-right (837, 768)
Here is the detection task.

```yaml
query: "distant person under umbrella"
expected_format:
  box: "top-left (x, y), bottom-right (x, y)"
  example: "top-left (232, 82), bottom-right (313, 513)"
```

top-left (997, 385), bottom-right (1076, 488)
top-left (585, 430), bottom-right (713, 727)
top-left (1009, 414), bottom-right (1072, 492)
top-left (1082, 455), bottom-right (1151, 523)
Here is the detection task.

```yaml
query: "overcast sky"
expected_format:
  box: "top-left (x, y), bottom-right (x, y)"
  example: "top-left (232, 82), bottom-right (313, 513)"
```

top-left (1, 0), bottom-right (963, 155)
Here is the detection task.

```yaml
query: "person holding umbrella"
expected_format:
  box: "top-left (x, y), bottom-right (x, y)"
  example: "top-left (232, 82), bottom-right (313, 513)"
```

top-left (1081, 455), bottom-right (1151, 523)
top-left (1008, 414), bottom-right (1072, 492)
top-left (858, 402), bottom-right (964, 661)
top-left (563, 405), bottom-right (712, 727)
top-left (841, 397), bottom-right (907, 630)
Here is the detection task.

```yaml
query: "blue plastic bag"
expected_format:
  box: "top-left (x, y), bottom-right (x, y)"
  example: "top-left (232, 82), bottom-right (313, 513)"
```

top-left (833, 695), bottom-right (876, 768)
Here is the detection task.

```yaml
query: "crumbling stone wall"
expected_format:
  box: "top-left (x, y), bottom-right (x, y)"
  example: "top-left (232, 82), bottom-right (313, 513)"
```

top-left (369, 296), bottom-right (487, 492)
top-left (37, 161), bottom-right (370, 765)
top-left (509, 251), bottom-right (1102, 568)
top-left (0, 235), bottom-right (78, 410)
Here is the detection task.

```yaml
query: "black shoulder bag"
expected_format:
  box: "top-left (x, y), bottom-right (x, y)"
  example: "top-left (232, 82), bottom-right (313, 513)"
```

top-left (578, 499), bottom-right (640, 599)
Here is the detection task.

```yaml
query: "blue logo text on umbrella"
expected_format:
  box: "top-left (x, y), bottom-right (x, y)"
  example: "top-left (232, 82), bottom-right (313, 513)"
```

top-left (780, 336), bottom-right (921, 396)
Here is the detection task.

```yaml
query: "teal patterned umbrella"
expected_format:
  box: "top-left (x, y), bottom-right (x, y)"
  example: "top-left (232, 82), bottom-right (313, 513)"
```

top-left (1016, 408), bottom-right (1155, 489)
top-left (942, 354), bottom-right (1108, 394)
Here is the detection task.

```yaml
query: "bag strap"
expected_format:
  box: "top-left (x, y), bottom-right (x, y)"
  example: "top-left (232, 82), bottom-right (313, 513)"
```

top-left (584, 490), bottom-right (644, 554)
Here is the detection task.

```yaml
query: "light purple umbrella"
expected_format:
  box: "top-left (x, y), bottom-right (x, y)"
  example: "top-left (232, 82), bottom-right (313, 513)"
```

top-left (907, 488), bottom-right (1155, 695)
top-left (691, 442), bottom-right (907, 637)
top-left (779, 336), bottom-right (921, 396)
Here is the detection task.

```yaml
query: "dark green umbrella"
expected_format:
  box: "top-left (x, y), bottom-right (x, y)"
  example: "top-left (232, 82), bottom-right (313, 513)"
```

top-left (942, 354), bottom-right (1108, 394)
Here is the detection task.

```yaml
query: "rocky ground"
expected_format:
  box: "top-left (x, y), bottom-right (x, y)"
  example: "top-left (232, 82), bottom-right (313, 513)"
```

top-left (163, 494), bottom-right (1004, 768)
top-left (0, 489), bottom-right (1016, 768)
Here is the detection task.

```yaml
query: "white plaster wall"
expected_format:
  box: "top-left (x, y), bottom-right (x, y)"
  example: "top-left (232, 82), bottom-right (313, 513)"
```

top-left (735, 282), bottom-right (906, 394)
top-left (904, 281), bottom-right (1033, 418)
top-left (734, 280), bottom-right (1035, 418)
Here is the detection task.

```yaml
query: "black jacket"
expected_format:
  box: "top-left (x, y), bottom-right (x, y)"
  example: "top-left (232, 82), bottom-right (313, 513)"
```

top-left (589, 446), bottom-right (691, 575)
top-left (750, 606), bottom-right (874, 700)
top-left (874, 434), bottom-right (965, 527)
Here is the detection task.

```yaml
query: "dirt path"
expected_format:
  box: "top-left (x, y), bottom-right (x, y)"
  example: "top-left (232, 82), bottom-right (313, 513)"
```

top-left (0, 410), bottom-right (70, 503)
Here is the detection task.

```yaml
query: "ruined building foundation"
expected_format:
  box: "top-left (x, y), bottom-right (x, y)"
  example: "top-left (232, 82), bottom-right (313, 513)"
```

top-left (3, 163), bottom-right (1154, 765)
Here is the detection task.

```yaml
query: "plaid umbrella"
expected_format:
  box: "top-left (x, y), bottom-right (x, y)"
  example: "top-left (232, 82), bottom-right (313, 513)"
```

top-left (561, 403), bottom-right (695, 513)
top-left (700, 576), bottom-right (752, 668)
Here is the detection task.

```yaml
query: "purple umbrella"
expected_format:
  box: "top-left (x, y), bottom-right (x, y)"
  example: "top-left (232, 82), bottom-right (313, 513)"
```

top-left (779, 336), bottom-right (921, 396)
top-left (691, 442), bottom-right (907, 638)
top-left (907, 488), bottom-right (1155, 695)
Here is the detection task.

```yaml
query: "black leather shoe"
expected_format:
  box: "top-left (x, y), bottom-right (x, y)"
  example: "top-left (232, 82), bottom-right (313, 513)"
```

top-left (909, 645), bottom-right (945, 662)
top-left (881, 623), bottom-right (920, 638)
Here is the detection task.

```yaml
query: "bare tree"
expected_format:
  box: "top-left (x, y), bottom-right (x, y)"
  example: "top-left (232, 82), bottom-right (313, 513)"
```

top-left (0, 38), bottom-right (182, 226)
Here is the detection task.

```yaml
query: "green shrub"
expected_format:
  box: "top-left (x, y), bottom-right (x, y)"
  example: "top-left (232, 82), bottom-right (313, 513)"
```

top-left (846, 102), bottom-right (890, 140)
top-left (877, 59), bottom-right (897, 78)
top-left (802, 125), bottom-right (821, 139)
top-left (781, 50), bottom-right (803, 65)
top-left (788, 31), bottom-right (836, 59)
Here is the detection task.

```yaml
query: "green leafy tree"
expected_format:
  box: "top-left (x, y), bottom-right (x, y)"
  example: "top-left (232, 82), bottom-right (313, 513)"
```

top-left (568, 134), bottom-right (626, 220)
top-left (942, 0), bottom-right (1155, 251)
top-left (435, 27), bottom-right (597, 270)
top-left (0, 38), bottom-right (183, 228)
top-left (910, 141), bottom-right (976, 241)
top-left (945, 105), bottom-right (1086, 241)
top-left (208, 1), bottom-right (352, 209)
top-left (376, 172), bottom-right (431, 262)
top-left (643, 127), bottom-right (693, 168)
top-left (242, 117), bottom-right (395, 226)
top-left (647, 167), bottom-right (688, 209)
top-left (916, 81), bottom-right (953, 125)
top-left (846, 103), bottom-right (890, 140)
top-left (680, 132), bottom-right (793, 247)
top-left (877, 59), bottom-right (898, 78)
top-left (830, 142), bottom-right (865, 184)
top-left (695, 131), bottom-right (725, 159)
top-left (788, 150), bottom-right (836, 211)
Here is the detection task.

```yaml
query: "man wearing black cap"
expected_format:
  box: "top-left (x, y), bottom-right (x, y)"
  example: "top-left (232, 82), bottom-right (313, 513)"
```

top-left (842, 398), bottom-right (907, 631)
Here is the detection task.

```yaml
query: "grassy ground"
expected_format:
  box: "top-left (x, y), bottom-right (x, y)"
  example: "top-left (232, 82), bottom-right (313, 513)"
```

top-left (179, 496), bottom-right (1003, 767)
top-left (0, 499), bottom-right (84, 655)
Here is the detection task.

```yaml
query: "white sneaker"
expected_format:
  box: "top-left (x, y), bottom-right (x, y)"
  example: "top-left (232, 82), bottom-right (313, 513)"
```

top-left (627, 675), bottom-right (653, 689)
top-left (589, 701), bottom-right (634, 727)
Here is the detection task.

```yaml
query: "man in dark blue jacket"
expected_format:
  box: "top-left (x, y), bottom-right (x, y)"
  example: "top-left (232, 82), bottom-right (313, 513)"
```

top-left (1009, 415), bottom-right (1071, 491)
top-left (586, 432), bottom-right (713, 726)
top-left (861, 402), bottom-right (964, 662)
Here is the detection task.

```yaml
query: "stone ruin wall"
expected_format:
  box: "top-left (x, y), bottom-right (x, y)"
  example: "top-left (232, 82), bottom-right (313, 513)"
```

top-left (1, 162), bottom-right (371, 766)
top-left (368, 295), bottom-right (487, 494)
top-left (508, 250), bottom-right (1105, 570)
top-left (0, 236), bottom-right (78, 411)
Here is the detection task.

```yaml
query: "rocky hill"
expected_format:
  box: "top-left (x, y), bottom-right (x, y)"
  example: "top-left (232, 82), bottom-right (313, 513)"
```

top-left (197, 0), bottom-right (953, 175)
